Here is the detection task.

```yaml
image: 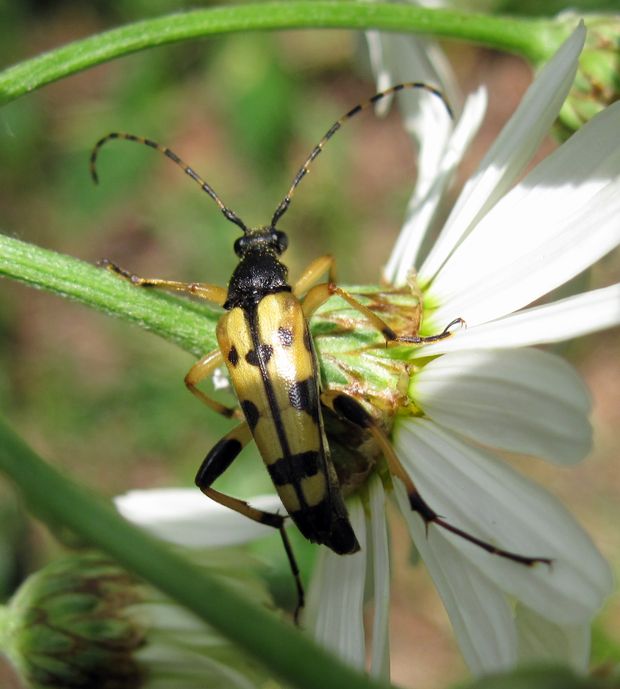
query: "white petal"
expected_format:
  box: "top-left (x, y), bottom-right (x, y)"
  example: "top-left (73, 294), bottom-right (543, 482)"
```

top-left (114, 489), bottom-right (282, 547)
top-left (368, 30), bottom-right (466, 284)
top-left (365, 30), bottom-right (393, 103)
top-left (367, 474), bottom-right (391, 679)
top-left (392, 419), bottom-right (613, 624)
top-left (364, 27), bottom-right (473, 285)
top-left (411, 348), bottom-right (592, 464)
top-left (385, 88), bottom-right (487, 284)
top-left (305, 497), bottom-right (367, 668)
top-left (365, 30), bottom-right (461, 150)
top-left (365, 32), bottom-right (454, 124)
top-left (140, 645), bottom-right (259, 689)
top-left (394, 481), bottom-right (518, 675)
top-left (420, 23), bottom-right (586, 282)
top-left (515, 604), bottom-right (591, 672)
top-left (394, 42), bottom-right (459, 191)
top-left (428, 101), bottom-right (620, 327)
top-left (414, 283), bottom-right (620, 354)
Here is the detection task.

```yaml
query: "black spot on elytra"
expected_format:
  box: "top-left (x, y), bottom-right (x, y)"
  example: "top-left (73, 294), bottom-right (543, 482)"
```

top-left (245, 344), bottom-right (273, 366)
top-left (278, 327), bottom-right (293, 347)
top-left (228, 345), bottom-right (239, 366)
top-left (267, 451), bottom-right (321, 485)
top-left (240, 399), bottom-right (260, 430)
top-left (289, 499), bottom-right (359, 554)
top-left (288, 378), bottom-right (319, 421)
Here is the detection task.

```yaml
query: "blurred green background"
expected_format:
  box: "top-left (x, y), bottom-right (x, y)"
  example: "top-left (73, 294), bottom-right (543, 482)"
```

top-left (1, 1), bottom-right (618, 687)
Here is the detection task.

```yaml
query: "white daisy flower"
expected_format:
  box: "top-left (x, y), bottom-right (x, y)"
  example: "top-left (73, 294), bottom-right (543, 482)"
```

top-left (116, 20), bottom-right (619, 683)
top-left (305, 20), bottom-right (618, 678)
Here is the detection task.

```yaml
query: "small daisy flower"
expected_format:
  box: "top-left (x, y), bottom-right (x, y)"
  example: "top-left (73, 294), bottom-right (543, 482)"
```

top-left (116, 20), bottom-right (618, 683)
top-left (0, 551), bottom-right (273, 689)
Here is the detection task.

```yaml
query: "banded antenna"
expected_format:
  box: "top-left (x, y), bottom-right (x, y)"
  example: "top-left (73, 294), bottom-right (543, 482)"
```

top-left (270, 82), bottom-right (453, 228)
top-left (89, 132), bottom-right (249, 234)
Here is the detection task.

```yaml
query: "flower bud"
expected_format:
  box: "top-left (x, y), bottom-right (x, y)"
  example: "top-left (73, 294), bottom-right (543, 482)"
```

top-left (556, 15), bottom-right (620, 139)
top-left (1, 551), bottom-right (273, 689)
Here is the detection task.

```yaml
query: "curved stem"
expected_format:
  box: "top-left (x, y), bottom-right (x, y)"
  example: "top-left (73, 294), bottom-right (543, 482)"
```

top-left (0, 233), bottom-right (219, 357)
top-left (0, 2), bottom-right (565, 105)
top-left (0, 421), bottom-right (612, 689)
top-left (0, 416), bottom-right (393, 689)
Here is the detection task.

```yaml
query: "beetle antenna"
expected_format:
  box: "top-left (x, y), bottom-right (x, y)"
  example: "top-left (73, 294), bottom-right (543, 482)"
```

top-left (271, 82), bottom-right (453, 228)
top-left (90, 133), bottom-right (249, 234)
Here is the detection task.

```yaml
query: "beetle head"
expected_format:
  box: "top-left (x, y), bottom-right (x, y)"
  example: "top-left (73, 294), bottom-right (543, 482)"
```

top-left (233, 227), bottom-right (288, 258)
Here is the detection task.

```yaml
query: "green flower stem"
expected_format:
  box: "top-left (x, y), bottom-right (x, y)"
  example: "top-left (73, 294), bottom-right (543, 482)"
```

top-left (0, 1), bottom-right (567, 106)
top-left (0, 233), bottom-right (218, 357)
top-left (0, 416), bottom-right (393, 689)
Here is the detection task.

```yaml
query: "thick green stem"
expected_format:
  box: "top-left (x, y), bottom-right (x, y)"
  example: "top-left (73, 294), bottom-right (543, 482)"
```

top-left (0, 2), bottom-right (566, 105)
top-left (0, 416), bottom-right (394, 689)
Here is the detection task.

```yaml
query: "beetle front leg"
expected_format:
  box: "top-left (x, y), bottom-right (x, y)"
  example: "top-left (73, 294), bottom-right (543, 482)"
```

top-left (99, 258), bottom-right (228, 305)
top-left (294, 254), bottom-right (463, 343)
top-left (303, 279), bottom-right (464, 343)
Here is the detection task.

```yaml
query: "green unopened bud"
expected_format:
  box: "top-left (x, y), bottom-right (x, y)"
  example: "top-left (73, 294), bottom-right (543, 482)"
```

top-left (556, 15), bottom-right (620, 139)
top-left (1, 551), bottom-right (275, 689)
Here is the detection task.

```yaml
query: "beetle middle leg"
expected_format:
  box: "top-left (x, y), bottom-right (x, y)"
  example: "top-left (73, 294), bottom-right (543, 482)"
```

top-left (185, 349), bottom-right (243, 420)
top-left (321, 390), bottom-right (552, 568)
top-left (196, 422), bottom-right (305, 622)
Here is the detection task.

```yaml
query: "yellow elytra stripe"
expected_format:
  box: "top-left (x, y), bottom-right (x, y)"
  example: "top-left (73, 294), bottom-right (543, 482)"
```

top-left (299, 472), bottom-right (327, 508)
top-left (277, 483), bottom-right (301, 513)
top-left (217, 308), bottom-right (279, 459)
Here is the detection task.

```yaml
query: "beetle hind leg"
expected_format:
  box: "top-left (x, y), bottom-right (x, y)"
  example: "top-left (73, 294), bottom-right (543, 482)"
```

top-left (197, 423), bottom-right (305, 622)
top-left (322, 390), bottom-right (552, 568)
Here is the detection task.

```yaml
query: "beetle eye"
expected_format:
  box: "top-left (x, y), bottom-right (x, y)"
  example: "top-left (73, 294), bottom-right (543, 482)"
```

top-left (233, 236), bottom-right (246, 256)
top-left (273, 230), bottom-right (288, 254)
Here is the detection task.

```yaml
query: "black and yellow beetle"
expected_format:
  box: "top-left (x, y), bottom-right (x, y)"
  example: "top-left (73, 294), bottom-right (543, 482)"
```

top-left (91, 83), bottom-right (550, 619)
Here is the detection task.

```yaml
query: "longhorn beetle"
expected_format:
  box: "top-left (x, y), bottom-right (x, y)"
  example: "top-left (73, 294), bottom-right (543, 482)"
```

top-left (91, 83), bottom-right (551, 621)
